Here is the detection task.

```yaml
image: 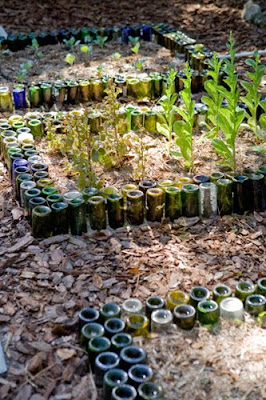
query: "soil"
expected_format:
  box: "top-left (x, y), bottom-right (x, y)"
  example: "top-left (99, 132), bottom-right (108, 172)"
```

top-left (0, 1), bottom-right (266, 400)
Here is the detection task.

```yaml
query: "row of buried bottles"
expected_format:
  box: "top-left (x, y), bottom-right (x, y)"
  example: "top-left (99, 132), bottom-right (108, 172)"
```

top-left (1, 23), bottom-right (206, 56)
top-left (0, 68), bottom-right (211, 111)
top-left (78, 278), bottom-right (266, 400)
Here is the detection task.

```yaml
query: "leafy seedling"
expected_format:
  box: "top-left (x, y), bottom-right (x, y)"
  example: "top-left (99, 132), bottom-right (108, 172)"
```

top-left (65, 53), bottom-right (76, 65)
top-left (112, 52), bottom-right (121, 60)
top-left (29, 38), bottom-right (43, 59)
top-left (95, 35), bottom-right (108, 49)
top-left (135, 57), bottom-right (146, 72)
top-left (80, 44), bottom-right (93, 65)
top-left (63, 36), bottom-right (80, 52)
top-left (16, 61), bottom-right (33, 83)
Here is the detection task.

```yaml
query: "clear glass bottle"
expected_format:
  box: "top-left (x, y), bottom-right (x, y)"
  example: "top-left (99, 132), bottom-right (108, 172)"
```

top-left (122, 298), bottom-right (143, 319)
top-left (220, 297), bottom-right (244, 321)
top-left (95, 351), bottom-right (120, 387)
top-left (199, 182), bottom-right (217, 218)
top-left (63, 190), bottom-right (82, 204)
top-left (173, 304), bottom-right (196, 330)
top-left (103, 368), bottom-right (128, 400)
top-left (151, 309), bottom-right (173, 333)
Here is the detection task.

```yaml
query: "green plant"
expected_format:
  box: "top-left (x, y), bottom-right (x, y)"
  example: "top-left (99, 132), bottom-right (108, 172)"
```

top-left (63, 36), bottom-right (80, 52)
top-left (16, 61), bottom-right (33, 83)
top-left (211, 33), bottom-right (245, 171)
top-left (173, 62), bottom-right (196, 170)
top-left (201, 53), bottom-right (224, 138)
top-left (156, 69), bottom-right (177, 155)
top-left (95, 35), bottom-right (108, 49)
top-left (65, 53), bottom-right (76, 65)
top-left (111, 52), bottom-right (121, 60)
top-left (80, 44), bottom-right (93, 64)
top-left (29, 38), bottom-right (43, 59)
top-left (99, 81), bottom-right (131, 168)
top-left (97, 64), bottom-right (105, 77)
top-left (240, 51), bottom-right (266, 140)
top-left (135, 57), bottom-right (146, 71)
top-left (129, 36), bottom-right (140, 54)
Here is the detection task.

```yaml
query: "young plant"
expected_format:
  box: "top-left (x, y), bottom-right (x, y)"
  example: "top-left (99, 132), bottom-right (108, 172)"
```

top-left (240, 51), bottom-right (266, 140)
top-left (95, 35), bottom-right (108, 49)
top-left (16, 61), bottom-right (33, 83)
top-left (201, 53), bottom-right (224, 138)
top-left (212, 33), bottom-right (245, 171)
top-left (80, 44), bottom-right (93, 65)
top-left (99, 81), bottom-right (131, 168)
top-left (29, 38), bottom-right (43, 59)
top-left (111, 52), bottom-right (121, 60)
top-left (156, 69), bottom-right (178, 155)
top-left (129, 36), bottom-right (140, 54)
top-left (65, 53), bottom-right (76, 65)
top-left (63, 36), bottom-right (80, 52)
top-left (135, 57), bottom-right (146, 72)
top-left (173, 62), bottom-right (196, 170)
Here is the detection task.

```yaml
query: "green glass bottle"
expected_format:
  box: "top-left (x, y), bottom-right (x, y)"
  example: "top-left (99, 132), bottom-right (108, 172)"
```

top-left (131, 110), bottom-right (143, 131)
top-left (100, 303), bottom-right (121, 322)
top-left (32, 205), bottom-right (53, 239)
top-left (128, 364), bottom-right (153, 389)
top-left (126, 190), bottom-right (144, 225)
top-left (88, 336), bottom-right (111, 372)
top-left (111, 333), bottom-right (133, 354)
top-left (41, 186), bottom-right (57, 198)
top-left (232, 175), bottom-right (250, 214)
top-left (166, 290), bottom-right (189, 311)
top-left (79, 80), bottom-right (91, 102)
top-left (81, 322), bottom-right (105, 349)
top-left (16, 173), bottom-right (33, 202)
top-left (103, 368), bottom-right (128, 400)
top-left (20, 180), bottom-right (36, 208)
top-left (181, 184), bottom-right (199, 217)
top-left (126, 314), bottom-right (149, 337)
top-left (145, 296), bottom-right (165, 322)
top-left (235, 281), bottom-right (255, 303)
top-left (46, 194), bottom-right (63, 207)
top-left (257, 278), bottom-right (266, 295)
top-left (34, 171), bottom-right (49, 181)
top-left (197, 300), bottom-right (219, 326)
top-left (146, 188), bottom-right (164, 222)
top-left (157, 179), bottom-right (174, 191)
top-left (138, 382), bottom-right (163, 400)
top-left (24, 150), bottom-right (39, 160)
top-left (248, 173), bottom-right (264, 212)
top-left (40, 83), bottom-right (53, 105)
top-left (189, 286), bottom-right (210, 308)
top-left (245, 294), bottom-right (266, 316)
top-left (104, 318), bottom-right (125, 339)
top-left (28, 119), bottom-right (43, 138)
top-left (100, 186), bottom-right (119, 200)
top-left (24, 188), bottom-right (41, 216)
top-left (120, 346), bottom-right (147, 371)
top-left (107, 193), bottom-right (124, 229)
top-left (29, 85), bottom-right (41, 107)
top-left (67, 81), bottom-right (79, 104)
top-left (88, 195), bottom-right (107, 230)
top-left (95, 351), bottom-right (120, 388)
top-left (111, 384), bottom-right (137, 400)
top-left (212, 284), bottom-right (232, 305)
top-left (28, 197), bottom-right (47, 222)
top-left (69, 197), bottom-right (87, 235)
top-left (83, 187), bottom-right (99, 204)
top-left (122, 184), bottom-right (138, 203)
top-left (173, 304), bottom-right (196, 330)
top-left (31, 162), bottom-right (48, 174)
top-left (144, 110), bottom-right (156, 133)
top-left (51, 202), bottom-right (69, 234)
top-left (217, 178), bottom-right (233, 215)
top-left (36, 178), bottom-right (54, 190)
top-left (139, 180), bottom-right (156, 195)
top-left (79, 308), bottom-right (100, 331)
top-left (165, 187), bottom-right (182, 221)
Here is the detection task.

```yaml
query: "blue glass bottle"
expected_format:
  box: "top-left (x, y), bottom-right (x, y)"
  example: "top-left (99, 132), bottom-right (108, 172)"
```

top-left (13, 85), bottom-right (27, 109)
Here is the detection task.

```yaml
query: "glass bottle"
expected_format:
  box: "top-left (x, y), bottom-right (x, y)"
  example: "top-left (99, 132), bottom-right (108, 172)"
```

top-left (32, 205), bottom-right (52, 238)
top-left (217, 178), bottom-right (233, 215)
top-left (145, 296), bottom-right (165, 323)
top-left (12, 158), bottom-right (29, 184)
top-left (100, 303), bottom-right (121, 322)
top-left (257, 278), bottom-right (266, 295)
top-left (150, 309), bottom-right (173, 333)
top-left (13, 166), bottom-right (30, 191)
top-left (174, 177), bottom-right (193, 189)
top-left (126, 314), bottom-right (149, 337)
top-left (88, 336), bottom-right (111, 372)
top-left (28, 197), bottom-right (47, 222)
top-left (248, 173), bottom-right (264, 211)
top-left (232, 175), bottom-right (250, 214)
top-left (189, 286), bottom-right (210, 308)
top-left (173, 304), bottom-right (196, 330)
top-left (100, 186), bottom-right (119, 200)
top-left (193, 175), bottom-right (209, 185)
top-left (51, 202), bottom-right (69, 234)
top-left (9, 152), bottom-right (24, 177)
top-left (67, 81), bottom-right (79, 104)
top-left (88, 195), bottom-right (107, 230)
top-left (212, 284), bottom-right (231, 305)
top-left (79, 308), bottom-right (100, 331)
top-left (245, 294), bottom-right (266, 316)
top-left (235, 281), bottom-right (255, 303)
top-left (0, 87), bottom-right (13, 111)
top-left (28, 155), bottom-right (44, 166)
top-left (197, 300), bottom-right (219, 326)
top-left (111, 333), bottom-right (133, 354)
top-left (83, 187), bottom-right (99, 204)
top-left (120, 346), bottom-right (147, 371)
top-left (81, 322), bottom-right (105, 349)
top-left (138, 180), bottom-right (156, 195)
top-left (20, 180), bottom-right (36, 208)
top-left (79, 80), bottom-right (90, 102)
top-left (138, 382), bottom-right (163, 400)
top-left (46, 194), bottom-right (63, 207)
top-left (63, 190), bottom-right (82, 203)
top-left (144, 110), bottom-right (156, 133)
top-left (146, 188), bottom-right (164, 222)
top-left (128, 364), bottom-right (153, 389)
top-left (40, 82), bottom-right (53, 105)
top-left (41, 186), bottom-right (57, 198)
top-left (24, 150), bottom-right (39, 160)
top-left (111, 384), bottom-right (137, 400)
top-left (107, 193), bottom-right (124, 229)
top-left (104, 318), bottom-right (125, 339)
top-left (36, 178), bottom-right (54, 190)
top-left (122, 299), bottom-right (143, 319)
top-left (126, 190), bottom-right (144, 225)
top-left (122, 184), bottom-right (138, 203)
top-left (24, 188), bottom-right (41, 217)
top-left (28, 119), bottom-right (43, 138)
top-left (103, 368), bottom-right (128, 400)
top-left (95, 351), bottom-right (120, 387)
top-left (219, 297), bottom-right (244, 321)
top-left (16, 173), bottom-right (33, 202)
top-left (157, 179), bottom-right (174, 191)
top-left (31, 162), bottom-right (48, 174)
top-left (181, 184), bottom-right (199, 217)
top-left (166, 290), bottom-right (189, 311)
top-left (164, 187), bottom-right (182, 221)
top-left (69, 198), bottom-right (87, 235)
top-left (29, 85), bottom-right (41, 107)
top-left (199, 182), bottom-right (217, 218)
top-left (13, 85), bottom-right (27, 109)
